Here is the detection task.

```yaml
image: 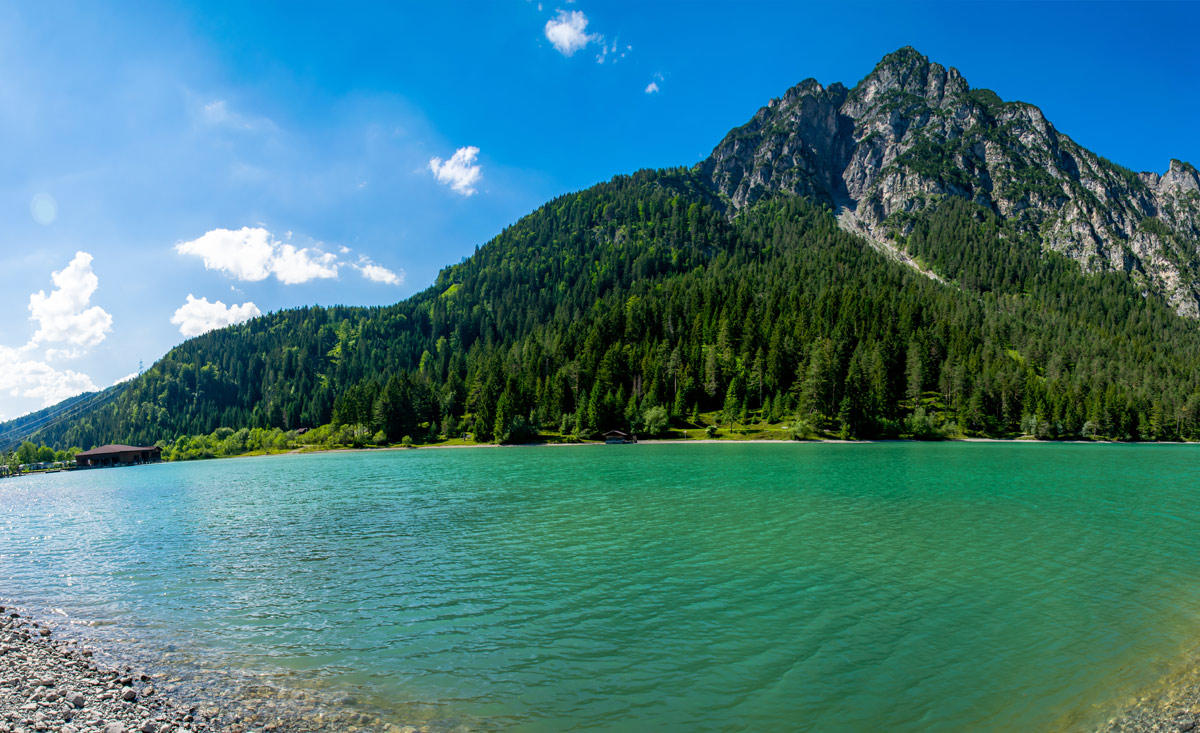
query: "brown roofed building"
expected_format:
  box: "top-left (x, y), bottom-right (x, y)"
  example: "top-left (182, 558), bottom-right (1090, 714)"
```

top-left (75, 444), bottom-right (162, 468)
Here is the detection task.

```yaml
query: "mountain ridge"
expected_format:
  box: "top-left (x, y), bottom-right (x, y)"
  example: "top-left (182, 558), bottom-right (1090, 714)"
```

top-left (699, 46), bottom-right (1200, 316)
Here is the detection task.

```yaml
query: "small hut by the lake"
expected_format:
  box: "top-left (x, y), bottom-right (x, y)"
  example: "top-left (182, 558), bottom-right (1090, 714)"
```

top-left (603, 430), bottom-right (633, 444)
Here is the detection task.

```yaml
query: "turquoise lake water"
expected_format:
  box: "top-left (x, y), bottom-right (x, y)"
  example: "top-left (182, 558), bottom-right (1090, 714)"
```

top-left (2, 443), bottom-right (1200, 731)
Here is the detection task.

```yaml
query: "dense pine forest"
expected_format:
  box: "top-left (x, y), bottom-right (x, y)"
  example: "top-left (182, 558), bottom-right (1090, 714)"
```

top-left (7, 166), bottom-right (1200, 453)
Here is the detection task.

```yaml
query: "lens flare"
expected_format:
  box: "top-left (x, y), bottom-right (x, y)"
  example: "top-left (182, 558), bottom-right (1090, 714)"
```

top-left (31, 193), bottom-right (57, 225)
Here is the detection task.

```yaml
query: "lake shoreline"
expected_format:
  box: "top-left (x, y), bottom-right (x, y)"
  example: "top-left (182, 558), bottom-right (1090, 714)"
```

top-left (0, 604), bottom-right (224, 733)
top-left (0, 601), bottom-right (432, 733)
top-left (239, 435), bottom-right (1197, 461)
top-left (5, 594), bottom-right (1198, 733)
top-left (270, 435), bottom-right (1196, 461)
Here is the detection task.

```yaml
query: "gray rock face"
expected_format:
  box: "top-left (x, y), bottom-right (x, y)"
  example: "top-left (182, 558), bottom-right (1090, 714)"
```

top-left (699, 46), bottom-right (1200, 317)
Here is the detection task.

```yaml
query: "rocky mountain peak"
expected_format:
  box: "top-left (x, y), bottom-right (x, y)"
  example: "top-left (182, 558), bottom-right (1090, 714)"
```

top-left (844, 46), bottom-right (969, 115)
top-left (699, 47), bottom-right (1200, 317)
top-left (1159, 159), bottom-right (1200, 195)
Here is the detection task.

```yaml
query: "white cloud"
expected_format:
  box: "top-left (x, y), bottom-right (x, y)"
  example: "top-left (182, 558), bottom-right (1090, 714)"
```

top-left (44, 347), bottom-right (84, 361)
top-left (428, 146), bottom-right (482, 196)
top-left (170, 294), bottom-right (262, 337)
top-left (353, 257), bottom-right (404, 286)
top-left (645, 82), bottom-right (660, 94)
top-left (27, 251), bottom-right (113, 348)
top-left (545, 10), bottom-right (598, 56)
top-left (176, 227), bottom-right (275, 280)
top-left (175, 227), bottom-right (339, 284)
top-left (271, 244), bottom-right (339, 285)
top-left (0, 345), bottom-right (98, 407)
top-left (113, 371), bottom-right (139, 385)
top-left (0, 253), bottom-right (112, 409)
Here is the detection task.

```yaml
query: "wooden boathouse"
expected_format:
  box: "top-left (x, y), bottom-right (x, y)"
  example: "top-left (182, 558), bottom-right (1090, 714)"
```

top-left (74, 444), bottom-right (162, 468)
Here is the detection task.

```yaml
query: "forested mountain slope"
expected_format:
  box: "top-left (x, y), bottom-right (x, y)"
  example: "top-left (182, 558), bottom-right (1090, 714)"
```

top-left (7, 48), bottom-right (1200, 448)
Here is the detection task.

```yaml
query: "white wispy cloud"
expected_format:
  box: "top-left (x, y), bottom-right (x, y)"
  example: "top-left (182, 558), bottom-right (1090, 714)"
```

top-left (170, 294), bottom-right (262, 337)
top-left (428, 146), bottom-right (482, 196)
top-left (200, 99), bottom-right (277, 133)
top-left (353, 257), bottom-right (404, 286)
top-left (176, 226), bottom-right (403, 288)
top-left (545, 10), bottom-right (598, 56)
top-left (44, 347), bottom-right (84, 362)
top-left (175, 227), bottom-right (339, 284)
top-left (645, 82), bottom-right (659, 94)
top-left (26, 251), bottom-right (113, 348)
top-left (113, 372), bottom-right (139, 386)
top-left (596, 39), bottom-right (626, 64)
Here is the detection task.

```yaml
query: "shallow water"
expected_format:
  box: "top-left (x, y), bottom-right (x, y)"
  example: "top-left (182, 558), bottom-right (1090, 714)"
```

top-left (2, 443), bottom-right (1200, 731)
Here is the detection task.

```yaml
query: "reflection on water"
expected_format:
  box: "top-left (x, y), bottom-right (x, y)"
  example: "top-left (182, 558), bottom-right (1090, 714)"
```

top-left (2, 443), bottom-right (1200, 731)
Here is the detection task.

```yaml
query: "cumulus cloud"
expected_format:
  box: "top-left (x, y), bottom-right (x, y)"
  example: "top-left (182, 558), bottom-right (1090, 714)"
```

top-left (645, 82), bottom-right (659, 94)
top-left (271, 244), bottom-right (339, 285)
top-left (429, 146), bottom-right (482, 196)
top-left (545, 10), bottom-right (598, 56)
top-left (27, 251), bottom-right (113, 348)
top-left (0, 253), bottom-right (112, 409)
top-left (170, 294), bottom-right (262, 337)
top-left (352, 257), bottom-right (404, 286)
top-left (113, 372), bottom-right (139, 386)
top-left (0, 345), bottom-right (98, 407)
top-left (175, 227), bottom-right (339, 284)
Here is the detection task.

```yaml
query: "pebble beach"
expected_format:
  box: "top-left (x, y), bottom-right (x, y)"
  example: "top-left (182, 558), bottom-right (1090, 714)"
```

top-left (0, 606), bottom-right (223, 733)
top-left (0, 606), bottom-right (432, 733)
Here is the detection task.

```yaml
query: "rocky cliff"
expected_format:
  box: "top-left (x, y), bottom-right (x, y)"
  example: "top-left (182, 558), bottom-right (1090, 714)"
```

top-left (699, 47), bottom-right (1200, 316)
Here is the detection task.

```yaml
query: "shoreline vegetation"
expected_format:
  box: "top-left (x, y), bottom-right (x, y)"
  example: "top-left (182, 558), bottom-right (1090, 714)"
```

top-left (8, 406), bottom-right (1196, 475)
top-left (109, 417), bottom-right (1200, 464)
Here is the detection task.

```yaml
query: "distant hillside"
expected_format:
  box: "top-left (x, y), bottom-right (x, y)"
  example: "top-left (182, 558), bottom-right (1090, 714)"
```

top-left (6, 48), bottom-right (1200, 448)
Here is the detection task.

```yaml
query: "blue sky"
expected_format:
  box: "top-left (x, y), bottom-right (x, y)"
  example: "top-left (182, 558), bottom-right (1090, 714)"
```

top-left (1, 0), bottom-right (1197, 421)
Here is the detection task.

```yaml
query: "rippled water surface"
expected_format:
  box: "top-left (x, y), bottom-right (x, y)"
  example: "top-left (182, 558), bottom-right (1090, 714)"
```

top-left (3, 443), bottom-right (1200, 731)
